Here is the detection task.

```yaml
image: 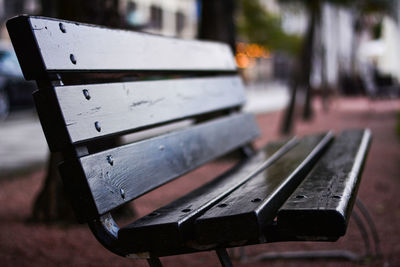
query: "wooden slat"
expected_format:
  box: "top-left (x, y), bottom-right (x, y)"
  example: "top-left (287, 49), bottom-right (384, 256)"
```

top-left (7, 16), bottom-right (236, 80)
top-left (54, 76), bottom-right (245, 143)
top-left (276, 129), bottom-right (371, 239)
top-left (77, 113), bottom-right (259, 216)
top-left (193, 132), bottom-right (333, 246)
top-left (118, 138), bottom-right (298, 255)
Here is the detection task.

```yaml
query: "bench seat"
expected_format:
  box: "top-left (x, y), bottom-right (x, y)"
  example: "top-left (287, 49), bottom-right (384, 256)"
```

top-left (273, 129), bottom-right (372, 240)
top-left (118, 129), bottom-right (370, 258)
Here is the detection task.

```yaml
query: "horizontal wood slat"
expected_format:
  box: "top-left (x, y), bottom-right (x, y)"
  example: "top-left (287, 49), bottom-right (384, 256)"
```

top-left (55, 76), bottom-right (246, 143)
top-left (118, 138), bottom-right (298, 254)
top-left (193, 132), bottom-right (333, 246)
top-left (276, 129), bottom-right (371, 239)
top-left (7, 16), bottom-right (236, 80)
top-left (79, 113), bottom-right (259, 215)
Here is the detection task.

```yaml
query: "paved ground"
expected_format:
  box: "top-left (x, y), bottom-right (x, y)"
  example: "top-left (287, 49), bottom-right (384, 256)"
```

top-left (0, 110), bottom-right (48, 177)
top-left (0, 82), bottom-right (289, 177)
top-left (0, 96), bottom-right (399, 267)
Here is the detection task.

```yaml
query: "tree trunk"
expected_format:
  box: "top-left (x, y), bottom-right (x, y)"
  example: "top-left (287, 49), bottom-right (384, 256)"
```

top-left (198, 0), bottom-right (236, 53)
top-left (31, 0), bottom-right (134, 223)
top-left (281, 2), bottom-right (319, 134)
top-left (31, 152), bottom-right (75, 222)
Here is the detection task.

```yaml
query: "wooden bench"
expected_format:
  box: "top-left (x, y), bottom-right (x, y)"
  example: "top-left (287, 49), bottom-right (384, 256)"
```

top-left (7, 16), bottom-right (372, 266)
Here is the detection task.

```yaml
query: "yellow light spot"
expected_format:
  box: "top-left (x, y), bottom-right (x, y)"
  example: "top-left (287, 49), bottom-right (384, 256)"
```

top-left (236, 42), bottom-right (246, 53)
top-left (235, 53), bottom-right (250, 68)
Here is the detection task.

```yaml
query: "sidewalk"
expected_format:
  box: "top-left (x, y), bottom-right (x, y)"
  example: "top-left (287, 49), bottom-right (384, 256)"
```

top-left (0, 82), bottom-right (289, 177)
top-left (0, 111), bottom-right (48, 177)
top-left (0, 96), bottom-right (399, 266)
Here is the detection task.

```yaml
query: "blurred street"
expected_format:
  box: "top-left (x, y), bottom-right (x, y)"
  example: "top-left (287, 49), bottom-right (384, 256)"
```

top-left (0, 96), bottom-right (399, 266)
top-left (0, 82), bottom-right (289, 177)
top-left (0, 110), bottom-right (47, 177)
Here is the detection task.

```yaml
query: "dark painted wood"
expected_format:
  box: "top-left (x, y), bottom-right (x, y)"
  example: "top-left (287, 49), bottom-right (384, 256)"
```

top-left (118, 138), bottom-right (297, 254)
top-left (6, 16), bottom-right (47, 80)
top-left (216, 248), bottom-right (233, 267)
top-left (193, 132), bottom-right (333, 246)
top-left (58, 158), bottom-right (99, 222)
top-left (7, 15), bottom-right (236, 81)
top-left (79, 113), bottom-right (259, 216)
top-left (55, 76), bottom-right (245, 143)
top-left (276, 129), bottom-right (371, 239)
top-left (33, 90), bottom-right (71, 152)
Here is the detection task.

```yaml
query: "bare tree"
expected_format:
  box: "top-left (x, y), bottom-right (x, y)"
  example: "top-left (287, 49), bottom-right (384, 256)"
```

top-left (199, 0), bottom-right (236, 52)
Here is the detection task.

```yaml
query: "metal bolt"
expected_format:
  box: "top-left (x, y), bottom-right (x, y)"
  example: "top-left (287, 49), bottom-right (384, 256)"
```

top-left (94, 121), bottom-right (101, 132)
top-left (120, 188), bottom-right (125, 199)
top-left (70, 54), bottom-right (77, 64)
top-left (106, 155), bottom-right (114, 166)
top-left (83, 89), bottom-right (91, 100)
top-left (59, 22), bottom-right (66, 33)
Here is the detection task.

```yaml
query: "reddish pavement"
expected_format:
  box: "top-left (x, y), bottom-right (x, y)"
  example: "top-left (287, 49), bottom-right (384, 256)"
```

top-left (0, 97), bottom-right (399, 267)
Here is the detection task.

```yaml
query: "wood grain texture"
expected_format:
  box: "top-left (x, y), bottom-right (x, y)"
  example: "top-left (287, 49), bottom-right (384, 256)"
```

top-left (276, 129), bottom-right (371, 238)
top-left (118, 138), bottom-right (298, 254)
top-left (80, 113), bottom-right (259, 215)
top-left (193, 132), bottom-right (333, 246)
top-left (13, 16), bottom-right (236, 77)
top-left (55, 76), bottom-right (245, 143)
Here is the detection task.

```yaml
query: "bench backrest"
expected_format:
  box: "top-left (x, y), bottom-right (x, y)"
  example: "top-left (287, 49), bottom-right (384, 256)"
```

top-left (7, 16), bottom-right (260, 222)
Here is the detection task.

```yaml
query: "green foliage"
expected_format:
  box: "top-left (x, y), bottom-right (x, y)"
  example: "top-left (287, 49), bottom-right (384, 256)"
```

top-left (279, 0), bottom-right (395, 15)
top-left (237, 0), bottom-right (302, 55)
top-left (359, 0), bottom-right (394, 14)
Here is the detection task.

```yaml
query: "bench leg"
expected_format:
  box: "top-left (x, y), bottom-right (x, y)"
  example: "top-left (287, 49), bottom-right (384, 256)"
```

top-left (147, 257), bottom-right (163, 267)
top-left (216, 248), bottom-right (233, 267)
top-left (355, 198), bottom-right (382, 258)
top-left (238, 198), bottom-right (380, 263)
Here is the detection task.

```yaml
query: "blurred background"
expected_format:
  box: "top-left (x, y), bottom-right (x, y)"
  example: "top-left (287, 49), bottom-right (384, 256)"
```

top-left (0, 0), bottom-right (400, 266)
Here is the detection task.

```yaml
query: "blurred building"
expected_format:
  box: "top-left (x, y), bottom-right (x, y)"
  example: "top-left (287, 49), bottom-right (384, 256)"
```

top-left (120, 0), bottom-right (197, 38)
top-left (260, 0), bottom-right (307, 36)
top-left (371, 3), bottom-right (400, 83)
top-left (310, 3), bottom-right (354, 91)
top-left (0, 0), bottom-right (39, 39)
top-left (0, 0), bottom-right (197, 40)
top-left (354, 2), bottom-right (400, 96)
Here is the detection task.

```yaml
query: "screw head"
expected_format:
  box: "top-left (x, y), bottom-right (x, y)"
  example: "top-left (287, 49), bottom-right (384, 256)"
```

top-left (106, 155), bottom-right (114, 166)
top-left (70, 54), bottom-right (77, 64)
top-left (94, 121), bottom-right (101, 132)
top-left (59, 22), bottom-right (66, 33)
top-left (120, 188), bottom-right (125, 199)
top-left (82, 89), bottom-right (91, 100)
